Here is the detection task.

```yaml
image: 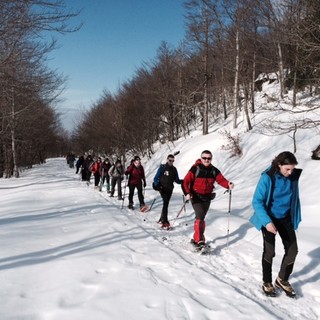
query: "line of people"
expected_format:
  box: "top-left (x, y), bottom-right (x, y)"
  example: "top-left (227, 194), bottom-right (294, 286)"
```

top-left (72, 149), bottom-right (302, 298)
top-left (75, 154), bottom-right (147, 209)
top-left (152, 149), bottom-right (301, 298)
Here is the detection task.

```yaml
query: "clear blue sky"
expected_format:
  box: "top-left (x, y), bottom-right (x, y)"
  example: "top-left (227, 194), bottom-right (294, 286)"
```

top-left (47, 0), bottom-right (186, 131)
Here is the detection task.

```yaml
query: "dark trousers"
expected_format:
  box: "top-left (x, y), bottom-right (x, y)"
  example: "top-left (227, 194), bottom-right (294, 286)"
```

top-left (94, 173), bottom-right (100, 187)
top-left (128, 183), bottom-right (144, 207)
top-left (262, 215), bottom-right (298, 283)
top-left (191, 201), bottom-right (211, 242)
top-left (159, 189), bottom-right (173, 223)
top-left (110, 177), bottom-right (122, 197)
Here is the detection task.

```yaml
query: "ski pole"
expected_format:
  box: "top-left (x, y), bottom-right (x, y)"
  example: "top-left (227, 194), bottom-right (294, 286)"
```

top-left (182, 195), bottom-right (186, 213)
top-left (171, 200), bottom-right (188, 228)
top-left (121, 177), bottom-right (128, 209)
top-left (226, 189), bottom-right (232, 248)
top-left (148, 196), bottom-right (157, 212)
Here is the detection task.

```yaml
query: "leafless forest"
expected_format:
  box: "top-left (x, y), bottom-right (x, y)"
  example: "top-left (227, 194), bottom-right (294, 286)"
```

top-left (1, 0), bottom-right (320, 177)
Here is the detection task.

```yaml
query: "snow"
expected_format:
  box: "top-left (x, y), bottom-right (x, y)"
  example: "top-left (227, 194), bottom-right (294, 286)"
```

top-left (1, 88), bottom-right (320, 319)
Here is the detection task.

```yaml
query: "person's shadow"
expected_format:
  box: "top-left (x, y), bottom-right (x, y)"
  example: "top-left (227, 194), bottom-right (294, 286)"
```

top-left (292, 247), bottom-right (320, 296)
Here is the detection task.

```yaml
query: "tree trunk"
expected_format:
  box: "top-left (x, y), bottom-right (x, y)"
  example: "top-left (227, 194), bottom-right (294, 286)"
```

top-left (233, 30), bottom-right (239, 129)
top-left (278, 42), bottom-right (285, 99)
top-left (11, 88), bottom-right (19, 178)
top-left (251, 51), bottom-right (256, 114)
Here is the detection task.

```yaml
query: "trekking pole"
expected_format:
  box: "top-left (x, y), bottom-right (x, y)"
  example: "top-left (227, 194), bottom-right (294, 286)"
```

top-left (148, 196), bottom-right (157, 212)
top-left (121, 177), bottom-right (128, 209)
top-left (182, 195), bottom-right (186, 212)
top-left (171, 200), bottom-right (189, 228)
top-left (226, 189), bottom-right (232, 248)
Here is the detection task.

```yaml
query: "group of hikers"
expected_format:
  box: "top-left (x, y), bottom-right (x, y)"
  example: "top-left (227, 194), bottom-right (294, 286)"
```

top-left (71, 149), bottom-right (302, 298)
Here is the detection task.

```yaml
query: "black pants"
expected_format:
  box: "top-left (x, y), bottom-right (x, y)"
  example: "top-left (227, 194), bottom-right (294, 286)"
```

top-left (94, 172), bottom-right (100, 187)
top-left (128, 183), bottom-right (144, 207)
top-left (191, 200), bottom-right (211, 243)
top-left (262, 215), bottom-right (298, 283)
top-left (110, 177), bottom-right (122, 197)
top-left (191, 200), bottom-right (211, 221)
top-left (159, 189), bottom-right (173, 223)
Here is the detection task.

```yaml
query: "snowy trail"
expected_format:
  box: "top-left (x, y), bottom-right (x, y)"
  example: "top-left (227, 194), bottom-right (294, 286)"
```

top-left (1, 158), bottom-right (319, 320)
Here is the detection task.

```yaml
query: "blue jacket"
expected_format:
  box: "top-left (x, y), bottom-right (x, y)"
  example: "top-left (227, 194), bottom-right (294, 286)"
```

top-left (250, 167), bottom-right (302, 230)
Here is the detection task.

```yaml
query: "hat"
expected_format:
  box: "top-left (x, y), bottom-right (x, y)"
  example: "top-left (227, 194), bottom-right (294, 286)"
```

top-left (133, 156), bottom-right (141, 161)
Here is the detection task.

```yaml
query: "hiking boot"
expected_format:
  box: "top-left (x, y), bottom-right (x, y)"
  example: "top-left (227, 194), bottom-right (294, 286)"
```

top-left (118, 196), bottom-right (124, 200)
top-left (275, 277), bottom-right (296, 297)
top-left (262, 282), bottom-right (276, 297)
top-left (128, 204), bottom-right (134, 209)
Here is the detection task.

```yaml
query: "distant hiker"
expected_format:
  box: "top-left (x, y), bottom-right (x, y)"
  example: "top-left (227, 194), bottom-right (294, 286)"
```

top-left (101, 158), bottom-right (112, 192)
top-left (76, 155), bottom-right (84, 174)
top-left (109, 159), bottom-right (124, 200)
top-left (83, 155), bottom-right (94, 183)
top-left (125, 156), bottom-right (146, 210)
top-left (153, 154), bottom-right (182, 229)
top-left (67, 153), bottom-right (75, 168)
top-left (183, 150), bottom-right (234, 247)
top-left (250, 151), bottom-right (302, 298)
top-left (91, 157), bottom-right (102, 189)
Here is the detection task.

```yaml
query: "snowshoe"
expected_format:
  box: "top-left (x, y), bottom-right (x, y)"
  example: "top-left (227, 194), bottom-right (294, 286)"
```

top-left (140, 205), bottom-right (149, 213)
top-left (190, 239), bottom-right (211, 255)
top-left (160, 222), bottom-right (171, 230)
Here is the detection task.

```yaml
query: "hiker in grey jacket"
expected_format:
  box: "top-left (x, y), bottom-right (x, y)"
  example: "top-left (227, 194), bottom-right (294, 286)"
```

top-left (109, 159), bottom-right (124, 200)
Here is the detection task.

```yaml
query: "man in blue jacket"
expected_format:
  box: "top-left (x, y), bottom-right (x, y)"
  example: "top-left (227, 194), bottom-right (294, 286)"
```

top-left (250, 151), bottom-right (302, 298)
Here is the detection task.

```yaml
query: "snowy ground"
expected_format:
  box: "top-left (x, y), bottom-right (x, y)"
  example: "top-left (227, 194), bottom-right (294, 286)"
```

top-left (1, 80), bottom-right (320, 320)
top-left (1, 121), bottom-right (320, 320)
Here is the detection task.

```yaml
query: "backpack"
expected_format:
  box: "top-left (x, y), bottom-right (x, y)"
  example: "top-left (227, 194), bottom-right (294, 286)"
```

top-left (194, 165), bottom-right (216, 179)
top-left (152, 164), bottom-right (165, 191)
top-left (88, 161), bottom-right (94, 172)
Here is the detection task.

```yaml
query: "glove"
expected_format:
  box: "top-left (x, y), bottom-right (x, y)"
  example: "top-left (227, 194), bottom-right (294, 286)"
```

top-left (143, 181), bottom-right (146, 188)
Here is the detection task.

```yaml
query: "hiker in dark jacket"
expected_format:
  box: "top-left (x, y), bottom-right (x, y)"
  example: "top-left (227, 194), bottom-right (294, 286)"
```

top-left (153, 154), bottom-right (182, 229)
top-left (250, 151), bottom-right (302, 298)
top-left (125, 156), bottom-right (146, 210)
top-left (183, 150), bottom-right (234, 246)
top-left (75, 155), bottom-right (84, 174)
top-left (101, 158), bottom-right (112, 192)
top-left (83, 155), bottom-right (94, 183)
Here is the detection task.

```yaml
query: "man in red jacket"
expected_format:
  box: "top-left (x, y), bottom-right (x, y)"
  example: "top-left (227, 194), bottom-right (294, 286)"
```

top-left (183, 150), bottom-right (234, 247)
top-left (125, 156), bottom-right (147, 210)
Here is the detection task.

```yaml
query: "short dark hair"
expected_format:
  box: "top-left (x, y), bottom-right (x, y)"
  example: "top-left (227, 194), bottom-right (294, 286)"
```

top-left (167, 154), bottom-right (174, 159)
top-left (201, 150), bottom-right (212, 156)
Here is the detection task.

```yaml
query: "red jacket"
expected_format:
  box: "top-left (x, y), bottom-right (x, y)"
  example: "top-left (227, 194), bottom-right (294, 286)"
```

top-left (91, 162), bottom-right (101, 174)
top-left (183, 159), bottom-right (229, 195)
top-left (125, 163), bottom-right (146, 186)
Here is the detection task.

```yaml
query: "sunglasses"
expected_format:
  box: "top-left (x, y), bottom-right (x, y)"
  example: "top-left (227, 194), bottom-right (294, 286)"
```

top-left (168, 159), bottom-right (175, 163)
top-left (201, 157), bottom-right (212, 161)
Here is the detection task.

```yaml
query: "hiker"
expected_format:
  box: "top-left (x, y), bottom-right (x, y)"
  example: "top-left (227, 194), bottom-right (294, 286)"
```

top-left (83, 154), bottom-right (94, 183)
top-left (91, 157), bottom-right (102, 189)
top-left (75, 155), bottom-right (84, 174)
top-left (109, 159), bottom-right (124, 200)
top-left (183, 150), bottom-right (234, 247)
top-left (125, 156), bottom-right (146, 210)
top-left (153, 154), bottom-right (182, 229)
top-left (250, 151), bottom-right (302, 298)
top-left (101, 158), bottom-right (112, 192)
